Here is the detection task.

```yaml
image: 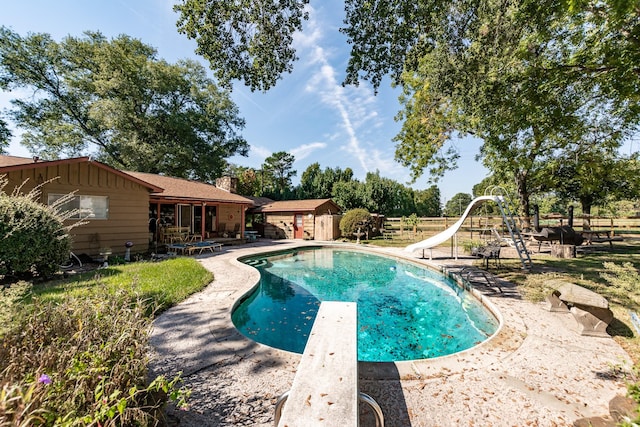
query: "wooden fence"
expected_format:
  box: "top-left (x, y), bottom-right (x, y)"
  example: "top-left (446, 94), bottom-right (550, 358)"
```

top-left (382, 215), bottom-right (640, 242)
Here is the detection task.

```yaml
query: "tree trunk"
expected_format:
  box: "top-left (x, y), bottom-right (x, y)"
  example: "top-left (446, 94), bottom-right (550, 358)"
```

top-left (515, 172), bottom-right (531, 230)
top-left (581, 203), bottom-right (592, 231)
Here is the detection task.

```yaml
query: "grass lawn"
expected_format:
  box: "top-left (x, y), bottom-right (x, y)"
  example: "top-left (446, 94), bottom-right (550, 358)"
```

top-left (33, 257), bottom-right (213, 315)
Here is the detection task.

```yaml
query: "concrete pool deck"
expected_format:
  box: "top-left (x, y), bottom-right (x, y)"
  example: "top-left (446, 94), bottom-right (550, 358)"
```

top-left (149, 240), bottom-right (633, 426)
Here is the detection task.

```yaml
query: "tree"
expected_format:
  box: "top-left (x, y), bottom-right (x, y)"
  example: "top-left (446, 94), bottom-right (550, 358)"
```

top-left (261, 151), bottom-right (296, 199)
top-left (414, 185), bottom-right (441, 217)
top-left (174, 0), bottom-right (309, 91)
top-left (0, 118), bottom-right (10, 153)
top-left (443, 193), bottom-right (473, 217)
top-left (549, 144), bottom-right (640, 228)
top-left (0, 28), bottom-right (248, 181)
top-left (297, 163), bottom-right (354, 200)
top-left (332, 179), bottom-right (363, 211)
top-left (178, 2), bottom-right (640, 226)
top-left (227, 165), bottom-right (262, 197)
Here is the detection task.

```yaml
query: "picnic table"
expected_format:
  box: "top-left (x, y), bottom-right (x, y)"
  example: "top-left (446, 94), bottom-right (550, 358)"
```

top-left (162, 226), bottom-right (190, 243)
top-left (581, 230), bottom-right (623, 247)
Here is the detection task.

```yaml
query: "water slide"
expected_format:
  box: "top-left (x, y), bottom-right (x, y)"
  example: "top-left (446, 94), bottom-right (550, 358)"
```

top-left (404, 195), bottom-right (501, 253)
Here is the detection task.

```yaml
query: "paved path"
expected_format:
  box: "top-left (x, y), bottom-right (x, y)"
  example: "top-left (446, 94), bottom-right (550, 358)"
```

top-left (149, 240), bottom-right (631, 426)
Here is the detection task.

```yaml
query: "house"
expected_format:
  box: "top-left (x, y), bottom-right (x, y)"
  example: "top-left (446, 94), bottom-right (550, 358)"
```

top-left (0, 155), bottom-right (161, 257)
top-left (124, 172), bottom-right (253, 242)
top-left (249, 198), bottom-right (342, 240)
top-left (0, 155), bottom-right (253, 257)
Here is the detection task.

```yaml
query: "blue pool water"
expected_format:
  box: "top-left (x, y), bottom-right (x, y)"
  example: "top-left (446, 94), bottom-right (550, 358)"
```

top-left (232, 247), bottom-right (499, 362)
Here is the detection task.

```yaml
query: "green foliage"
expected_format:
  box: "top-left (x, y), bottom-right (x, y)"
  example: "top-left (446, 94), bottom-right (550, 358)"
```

top-left (462, 240), bottom-right (486, 255)
top-left (0, 182), bottom-right (71, 282)
top-left (414, 185), bottom-right (442, 217)
top-left (550, 147), bottom-right (640, 216)
top-left (331, 171), bottom-right (423, 217)
top-left (0, 117), bottom-right (10, 152)
top-left (228, 165), bottom-right (262, 197)
top-left (598, 261), bottom-right (640, 420)
top-left (343, 0), bottom-right (638, 225)
top-left (174, 0), bottom-right (309, 91)
top-left (339, 208), bottom-right (371, 238)
top-left (297, 163), bottom-right (354, 200)
top-left (443, 193), bottom-right (473, 217)
top-left (403, 213), bottom-right (419, 227)
top-left (261, 151), bottom-right (297, 199)
top-left (0, 27), bottom-right (247, 181)
top-left (0, 280), bottom-right (31, 335)
top-left (0, 288), bottom-right (189, 426)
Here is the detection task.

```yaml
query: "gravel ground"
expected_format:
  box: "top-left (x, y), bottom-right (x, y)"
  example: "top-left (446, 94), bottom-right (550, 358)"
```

top-left (149, 241), bottom-right (632, 426)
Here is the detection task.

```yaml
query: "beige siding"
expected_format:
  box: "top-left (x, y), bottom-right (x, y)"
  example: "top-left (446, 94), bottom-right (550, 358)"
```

top-left (217, 203), bottom-right (244, 236)
top-left (263, 212), bottom-right (316, 239)
top-left (5, 162), bottom-right (151, 257)
top-left (264, 213), bottom-right (294, 239)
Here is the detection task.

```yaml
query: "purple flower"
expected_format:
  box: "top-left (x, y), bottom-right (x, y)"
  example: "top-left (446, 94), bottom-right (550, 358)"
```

top-left (38, 374), bottom-right (52, 385)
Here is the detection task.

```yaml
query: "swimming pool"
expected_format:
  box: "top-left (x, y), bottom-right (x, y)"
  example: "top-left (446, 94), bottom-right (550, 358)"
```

top-left (232, 247), bottom-right (499, 362)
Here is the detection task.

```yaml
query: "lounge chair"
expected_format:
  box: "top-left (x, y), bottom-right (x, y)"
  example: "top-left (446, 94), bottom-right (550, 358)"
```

top-left (191, 241), bottom-right (223, 254)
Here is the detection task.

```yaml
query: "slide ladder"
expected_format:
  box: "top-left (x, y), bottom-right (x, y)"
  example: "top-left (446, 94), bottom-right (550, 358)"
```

top-left (488, 187), bottom-right (532, 270)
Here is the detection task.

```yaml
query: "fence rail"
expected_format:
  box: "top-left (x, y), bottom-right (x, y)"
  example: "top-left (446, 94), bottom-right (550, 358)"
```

top-left (382, 216), bottom-right (640, 242)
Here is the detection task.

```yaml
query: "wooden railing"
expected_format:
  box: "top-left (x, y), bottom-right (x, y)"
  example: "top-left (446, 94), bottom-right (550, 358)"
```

top-left (382, 216), bottom-right (640, 242)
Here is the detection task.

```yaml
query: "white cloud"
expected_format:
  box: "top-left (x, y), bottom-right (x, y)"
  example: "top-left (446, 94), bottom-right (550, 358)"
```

top-left (293, 4), bottom-right (395, 177)
top-left (290, 142), bottom-right (327, 161)
top-left (249, 145), bottom-right (272, 160)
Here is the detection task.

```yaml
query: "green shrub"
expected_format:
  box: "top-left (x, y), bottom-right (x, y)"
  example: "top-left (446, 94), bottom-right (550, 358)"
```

top-left (0, 183), bottom-right (71, 282)
top-left (339, 208), bottom-right (371, 238)
top-left (0, 287), bottom-right (188, 425)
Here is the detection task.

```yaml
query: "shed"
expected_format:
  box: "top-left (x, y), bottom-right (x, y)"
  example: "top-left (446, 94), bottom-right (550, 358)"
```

top-left (249, 198), bottom-right (342, 240)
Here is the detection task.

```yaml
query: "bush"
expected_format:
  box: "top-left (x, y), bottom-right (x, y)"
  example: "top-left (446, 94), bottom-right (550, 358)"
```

top-left (339, 208), bottom-right (371, 238)
top-left (0, 286), bottom-right (188, 425)
top-left (0, 183), bottom-right (71, 282)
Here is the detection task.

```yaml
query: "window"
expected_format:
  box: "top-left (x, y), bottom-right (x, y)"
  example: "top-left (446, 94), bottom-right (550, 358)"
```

top-left (48, 194), bottom-right (109, 219)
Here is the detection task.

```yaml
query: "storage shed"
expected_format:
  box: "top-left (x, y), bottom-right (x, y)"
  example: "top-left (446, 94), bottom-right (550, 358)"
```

top-left (249, 198), bottom-right (342, 240)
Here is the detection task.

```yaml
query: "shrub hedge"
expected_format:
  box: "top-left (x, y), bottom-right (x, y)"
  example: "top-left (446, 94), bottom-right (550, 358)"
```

top-left (0, 186), bottom-right (71, 282)
top-left (339, 208), bottom-right (371, 238)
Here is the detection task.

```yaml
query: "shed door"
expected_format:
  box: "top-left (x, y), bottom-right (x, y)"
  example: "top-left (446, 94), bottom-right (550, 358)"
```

top-left (294, 214), bottom-right (304, 239)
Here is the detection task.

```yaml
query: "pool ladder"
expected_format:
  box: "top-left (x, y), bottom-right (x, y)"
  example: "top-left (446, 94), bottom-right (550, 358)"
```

top-left (273, 390), bottom-right (385, 427)
top-left (456, 266), bottom-right (503, 293)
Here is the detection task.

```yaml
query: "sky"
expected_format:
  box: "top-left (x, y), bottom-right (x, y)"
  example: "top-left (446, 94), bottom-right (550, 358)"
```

top-left (0, 0), bottom-right (490, 203)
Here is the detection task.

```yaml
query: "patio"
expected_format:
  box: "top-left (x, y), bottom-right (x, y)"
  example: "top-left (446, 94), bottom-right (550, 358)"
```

top-left (149, 240), bottom-right (632, 426)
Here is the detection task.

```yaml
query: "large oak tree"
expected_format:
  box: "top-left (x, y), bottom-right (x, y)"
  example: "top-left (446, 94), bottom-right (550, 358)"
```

top-left (173, 0), bottom-right (640, 223)
top-left (0, 28), bottom-right (248, 181)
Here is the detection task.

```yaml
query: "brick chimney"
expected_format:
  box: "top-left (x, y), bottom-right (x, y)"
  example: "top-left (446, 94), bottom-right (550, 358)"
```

top-left (215, 176), bottom-right (238, 193)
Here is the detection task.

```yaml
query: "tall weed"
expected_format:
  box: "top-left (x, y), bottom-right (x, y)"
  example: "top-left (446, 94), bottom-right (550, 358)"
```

top-left (0, 284), bottom-right (188, 426)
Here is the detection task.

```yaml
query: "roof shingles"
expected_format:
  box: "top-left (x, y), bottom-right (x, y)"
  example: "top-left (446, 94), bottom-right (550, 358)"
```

top-left (125, 171), bottom-right (252, 204)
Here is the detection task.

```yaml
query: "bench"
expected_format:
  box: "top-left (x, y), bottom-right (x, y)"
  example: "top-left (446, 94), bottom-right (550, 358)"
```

top-left (544, 281), bottom-right (613, 337)
top-left (275, 302), bottom-right (383, 427)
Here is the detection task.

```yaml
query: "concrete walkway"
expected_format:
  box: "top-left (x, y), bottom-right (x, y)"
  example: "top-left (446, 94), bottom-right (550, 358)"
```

top-left (149, 240), bottom-right (632, 426)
